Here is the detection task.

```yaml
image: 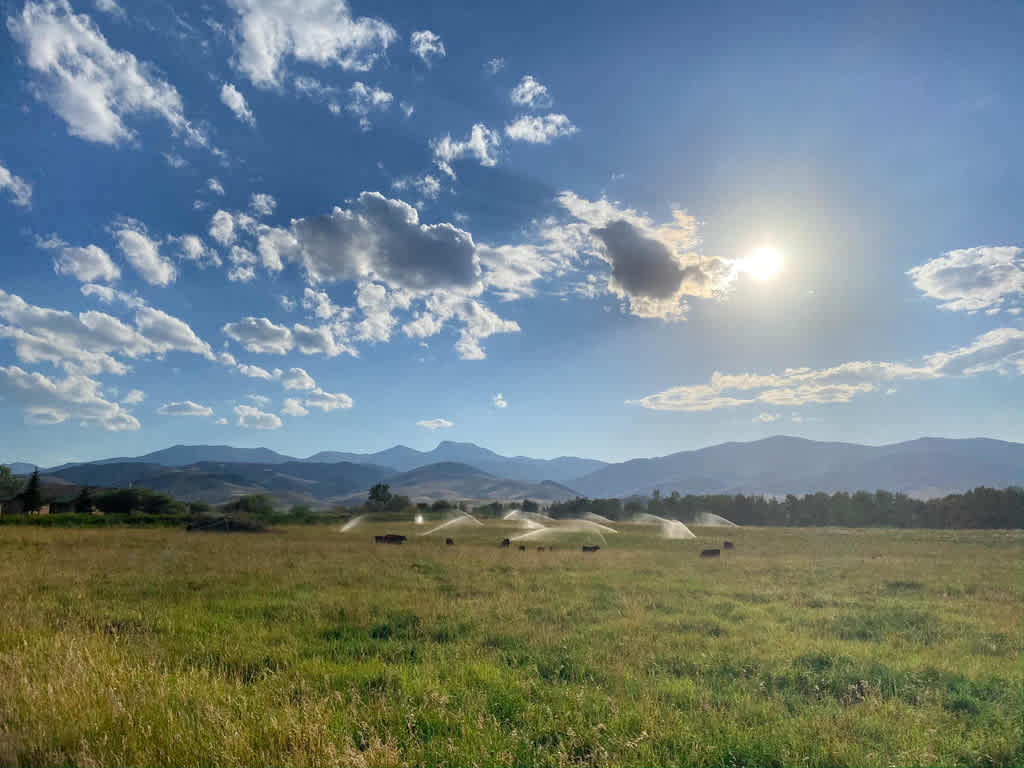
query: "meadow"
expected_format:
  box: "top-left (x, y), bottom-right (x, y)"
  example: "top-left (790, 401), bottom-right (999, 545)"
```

top-left (0, 522), bottom-right (1020, 767)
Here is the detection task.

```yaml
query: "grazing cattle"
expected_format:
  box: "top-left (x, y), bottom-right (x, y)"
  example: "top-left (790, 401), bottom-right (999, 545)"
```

top-left (374, 535), bottom-right (385, 543)
top-left (582, 544), bottom-right (600, 553)
top-left (501, 538), bottom-right (511, 548)
top-left (518, 545), bottom-right (526, 551)
top-left (446, 537), bottom-right (455, 546)
top-left (700, 548), bottom-right (721, 558)
top-left (723, 541), bottom-right (734, 549)
top-left (379, 534), bottom-right (406, 544)
top-left (536, 546), bottom-right (545, 552)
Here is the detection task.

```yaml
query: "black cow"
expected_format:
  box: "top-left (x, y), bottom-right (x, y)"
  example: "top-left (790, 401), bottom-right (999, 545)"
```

top-left (723, 541), bottom-right (734, 549)
top-left (445, 537), bottom-right (455, 546)
top-left (379, 533), bottom-right (406, 544)
top-left (518, 545), bottom-right (526, 551)
top-left (582, 544), bottom-right (600, 553)
top-left (501, 538), bottom-right (511, 548)
top-left (374, 535), bottom-right (385, 543)
top-left (700, 548), bottom-right (721, 558)
top-left (536, 546), bottom-right (545, 552)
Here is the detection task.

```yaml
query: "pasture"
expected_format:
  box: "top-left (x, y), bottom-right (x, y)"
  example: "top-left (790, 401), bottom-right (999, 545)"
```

top-left (0, 523), bottom-right (1020, 766)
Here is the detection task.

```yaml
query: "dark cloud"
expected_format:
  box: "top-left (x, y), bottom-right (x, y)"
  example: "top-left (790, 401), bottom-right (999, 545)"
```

top-left (591, 220), bottom-right (683, 300)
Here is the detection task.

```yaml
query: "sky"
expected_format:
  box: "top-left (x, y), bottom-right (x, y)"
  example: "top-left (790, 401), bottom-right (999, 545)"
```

top-left (0, 0), bottom-right (1022, 467)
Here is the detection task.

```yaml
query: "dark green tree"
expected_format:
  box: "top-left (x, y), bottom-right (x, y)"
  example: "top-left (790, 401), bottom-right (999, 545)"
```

top-left (0, 465), bottom-right (21, 497)
top-left (23, 468), bottom-right (42, 512)
top-left (74, 486), bottom-right (93, 514)
top-left (368, 483), bottom-right (392, 505)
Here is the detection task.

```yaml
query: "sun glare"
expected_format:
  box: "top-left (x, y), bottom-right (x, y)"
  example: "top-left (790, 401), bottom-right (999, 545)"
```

top-left (742, 246), bottom-right (783, 280)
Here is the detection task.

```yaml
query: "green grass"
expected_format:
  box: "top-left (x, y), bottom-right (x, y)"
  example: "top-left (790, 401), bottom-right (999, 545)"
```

top-left (0, 524), bottom-right (1020, 766)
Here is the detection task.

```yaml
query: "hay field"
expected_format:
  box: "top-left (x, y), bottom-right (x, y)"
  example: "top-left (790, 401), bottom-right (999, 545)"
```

top-left (0, 523), bottom-right (1020, 766)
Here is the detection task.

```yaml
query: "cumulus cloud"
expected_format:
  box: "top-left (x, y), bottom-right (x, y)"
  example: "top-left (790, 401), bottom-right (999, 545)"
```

top-left (510, 75), bottom-right (552, 108)
top-left (234, 403), bottom-right (282, 429)
top-left (430, 123), bottom-right (500, 178)
top-left (346, 81), bottom-right (391, 130)
top-left (484, 57), bottom-right (504, 75)
top-left (39, 236), bottom-right (120, 283)
top-left (226, 0), bottom-right (397, 88)
top-left (237, 362), bottom-right (279, 380)
top-left (171, 234), bottom-right (221, 268)
top-left (416, 418), bottom-right (452, 430)
top-left (223, 316), bottom-right (293, 354)
top-left (301, 287), bottom-right (341, 319)
top-left (112, 219), bottom-right (176, 286)
top-left (631, 327), bottom-right (1024, 412)
top-left (93, 0), bottom-right (123, 17)
top-left (305, 387), bottom-right (353, 411)
top-left (280, 367), bottom-right (316, 390)
top-left (80, 283), bottom-right (145, 308)
top-left (281, 397), bottom-right (308, 416)
top-left (410, 30), bottom-right (445, 66)
top-left (286, 191), bottom-right (479, 290)
top-left (215, 417), bottom-right (228, 424)
top-left (493, 393), bottom-right (507, 408)
top-left (0, 289), bottom-right (213, 377)
top-left (207, 177), bottom-right (226, 196)
top-left (402, 292), bottom-right (519, 360)
top-left (505, 114), bottom-right (577, 143)
top-left (392, 174), bottom-right (441, 200)
top-left (249, 193), bottom-right (277, 217)
top-left (220, 82), bottom-right (255, 125)
top-left (354, 281), bottom-right (410, 343)
top-left (0, 163), bottom-right (33, 207)
top-left (247, 394), bottom-right (271, 407)
top-left (754, 412), bottom-right (779, 423)
top-left (227, 265), bottom-right (256, 282)
top-left (477, 244), bottom-right (567, 300)
top-left (0, 365), bottom-right (139, 430)
top-left (8, 0), bottom-right (210, 148)
top-left (121, 388), bottom-right (144, 404)
top-left (547, 192), bottom-right (730, 319)
top-left (907, 246), bottom-right (1023, 313)
top-left (209, 209), bottom-right (236, 246)
top-left (293, 323), bottom-right (353, 356)
top-left (158, 400), bottom-right (214, 416)
top-left (163, 153), bottom-right (187, 168)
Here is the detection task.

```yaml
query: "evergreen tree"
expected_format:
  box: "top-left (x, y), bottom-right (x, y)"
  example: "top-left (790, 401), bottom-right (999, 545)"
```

top-left (74, 486), bottom-right (93, 514)
top-left (23, 468), bottom-right (42, 512)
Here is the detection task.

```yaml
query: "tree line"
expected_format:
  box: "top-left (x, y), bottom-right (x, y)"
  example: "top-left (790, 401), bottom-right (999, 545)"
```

top-left (547, 487), bottom-right (1023, 529)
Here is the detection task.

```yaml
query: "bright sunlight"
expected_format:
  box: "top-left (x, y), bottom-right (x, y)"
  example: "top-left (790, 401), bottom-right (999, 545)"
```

top-left (741, 245), bottom-right (783, 280)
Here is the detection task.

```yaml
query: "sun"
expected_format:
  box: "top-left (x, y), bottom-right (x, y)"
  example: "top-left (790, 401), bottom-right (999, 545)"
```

top-left (742, 246), bottom-right (783, 280)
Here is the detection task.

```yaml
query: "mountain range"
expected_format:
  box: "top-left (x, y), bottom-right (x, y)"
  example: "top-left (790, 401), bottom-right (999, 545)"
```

top-left (6, 436), bottom-right (1022, 506)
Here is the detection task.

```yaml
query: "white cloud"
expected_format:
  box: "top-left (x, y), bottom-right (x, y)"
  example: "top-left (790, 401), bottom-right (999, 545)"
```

top-left (907, 246), bottom-right (1023, 313)
top-left (94, 0), bottom-right (123, 18)
top-left (249, 193), bottom-right (277, 217)
top-left (222, 316), bottom-right (293, 354)
top-left (410, 30), bottom-right (445, 66)
top-left (163, 152), bottom-right (187, 168)
top-left (430, 124), bottom-right (500, 178)
top-left (0, 365), bottom-right (139, 430)
top-left (399, 100), bottom-right (413, 118)
top-left (354, 281), bottom-right (409, 343)
top-left (477, 244), bottom-right (567, 300)
top-left (346, 81), bottom-right (392, 130)
top-left (293, 323), bottom-right (353, 356)
top-left (281, 397), bottom-right (308, 416)
top-left (0, 289), bottom-right (213, 377)
top-left (113, 219), bottom-right (176, 286)
top-left (754, 412), bottom-right (779, 423)
top-left (402, 292), bottom-right (519, 360)
top-left (227, 265), bottom-right (256, 282)
top-left (0, 163), bottom-right (32, 208)
top-left (493, 393), bottom-right (507, 409)
top-left (281, 367), bottom-right (316, 390)
top-left (484, 57), bottom-right (504, 75)
top-left (209, 209), bottom-right (236, 246)
top-left (280, 295), bottom-right (296, 311)
top-left (220, 82), bottom-right (255, 125)
top-left (207, 177), bottom-right (226, 196)
top-left (305, 387), bottom-right (353, 411)
top-left (234, 403), bottom-right (282, 429)
top-left (392, 174), bottom-right (441, 200)
top-left (510, 75), bottom-right (552, 108)
top-left (236, 362), bottom-right (279, 380)
top-left (226, 0), bottom-right (397, 88)
top-left (505, 113), bottom-right (577, 143)
top-left (171, 234), bottom-right (221, 268)
top-left (9, 0), bottom-right (210, 148)
top-left (121, 388), bottom-right (144, 404)
top-left (80, 283), bottom-right (145, 308)
top-left (247, 394), bottom-right (271, 407)
top-left (39, 236), bottom-right (120, 283)
top-left (158, 400), bottom-right (214, 416)
top-left (301, 287), bottom-right (341, 319)
top-left (215, 416), bottom-right (228, 424)
top-left (632, 327), bottom-right (1024, 412)
top-left (416, 418), bottom-right (453, 430)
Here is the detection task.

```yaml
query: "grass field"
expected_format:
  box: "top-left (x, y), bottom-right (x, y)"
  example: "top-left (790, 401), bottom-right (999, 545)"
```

top-left (0, 522), bottom-right (1020, 766)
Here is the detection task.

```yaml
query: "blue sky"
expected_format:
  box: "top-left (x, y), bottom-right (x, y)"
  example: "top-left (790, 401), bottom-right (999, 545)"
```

top-left (1, 0), bottom-right (1022, 467)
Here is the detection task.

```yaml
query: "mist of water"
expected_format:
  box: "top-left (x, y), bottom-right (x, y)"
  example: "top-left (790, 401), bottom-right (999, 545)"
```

top-left (509, 518), bottom-right (615, 544)
top-left (583, 511), bottom-right (613, 523)
top-left (339, 513), bottom-right (367, 533)
top-left (420, 513), bottom-right (484, 536)
top-left (633, 513), bottom-right (696, 539)
top-left (414, 513), bottom-right (424, 525)
top-left (693, 511), bottom-right (738, 527)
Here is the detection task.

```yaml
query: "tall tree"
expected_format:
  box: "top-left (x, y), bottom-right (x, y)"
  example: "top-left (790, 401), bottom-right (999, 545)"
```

top-left (368, 483), bottom-right (392, 505)
top-left (23, 468), bottom-right (42, 512)
top-left (74, 486), bottom-right (93, 514)
top-left (0, 465), bottom-right (21, 497)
